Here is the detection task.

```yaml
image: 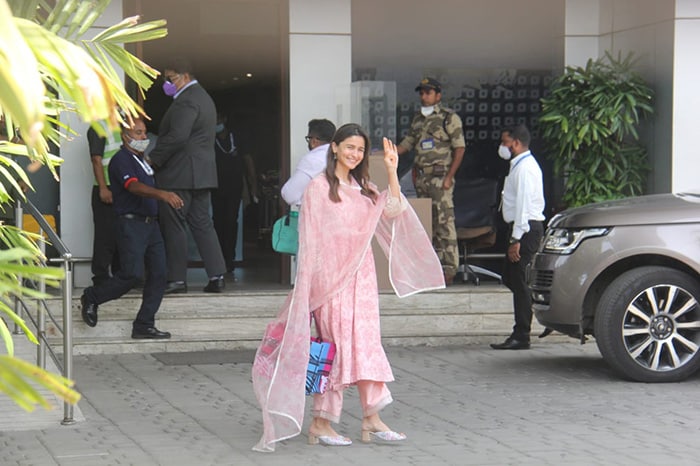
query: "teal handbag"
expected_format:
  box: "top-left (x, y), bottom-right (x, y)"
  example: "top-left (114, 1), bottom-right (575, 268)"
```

top-left (271, 211), bottom-right (298, 255)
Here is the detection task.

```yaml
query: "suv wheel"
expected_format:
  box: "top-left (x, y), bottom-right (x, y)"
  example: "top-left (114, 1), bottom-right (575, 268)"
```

top-left (594, 266), bottom-right (700, 382)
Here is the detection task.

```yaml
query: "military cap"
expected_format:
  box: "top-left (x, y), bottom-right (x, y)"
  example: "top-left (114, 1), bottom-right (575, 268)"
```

top-left (415, 77), bottom-right (442, 93)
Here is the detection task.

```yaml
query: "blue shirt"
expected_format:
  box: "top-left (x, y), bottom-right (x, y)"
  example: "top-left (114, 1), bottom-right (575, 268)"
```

top-left (108, 146), bottom-right (158, 217)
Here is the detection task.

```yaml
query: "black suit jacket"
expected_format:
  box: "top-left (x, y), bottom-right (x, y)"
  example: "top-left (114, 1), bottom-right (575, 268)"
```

top-left (150, 82), bottom-right (218, 190)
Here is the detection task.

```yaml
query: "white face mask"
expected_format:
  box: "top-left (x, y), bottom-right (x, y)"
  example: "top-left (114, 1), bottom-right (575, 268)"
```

top-left (128, 136), bottom-right (150, 153)
top-left (420, 106), bottom-right (435, 117)
top-left (498, 144), bottom-right (512, 160)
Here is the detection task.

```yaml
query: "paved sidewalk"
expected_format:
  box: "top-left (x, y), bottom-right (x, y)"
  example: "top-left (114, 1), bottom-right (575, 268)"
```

top-left (1, 331), bottom-right (85, 432)
top-left (2, 340), bottom-right (700, 465)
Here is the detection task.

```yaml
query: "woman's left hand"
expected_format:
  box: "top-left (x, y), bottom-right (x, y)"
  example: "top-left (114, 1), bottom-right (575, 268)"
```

top-left (383, 137), bottom-right (398, 172)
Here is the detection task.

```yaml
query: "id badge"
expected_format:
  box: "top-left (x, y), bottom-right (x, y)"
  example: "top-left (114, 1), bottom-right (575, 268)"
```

top-left (420, 138), bottom-right (435, 150)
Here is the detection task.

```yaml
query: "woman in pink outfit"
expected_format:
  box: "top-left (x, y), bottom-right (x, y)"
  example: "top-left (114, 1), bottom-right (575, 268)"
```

top-left (252, 124), bottom-right (444, 452)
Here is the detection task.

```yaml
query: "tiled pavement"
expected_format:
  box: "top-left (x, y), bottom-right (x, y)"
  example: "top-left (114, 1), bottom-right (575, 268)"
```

top-left (3, 336), bottom-right (700, 465)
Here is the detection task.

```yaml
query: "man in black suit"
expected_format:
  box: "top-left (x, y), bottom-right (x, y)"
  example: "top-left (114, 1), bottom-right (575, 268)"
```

top-left (149, 58), bottom-right (226, 293)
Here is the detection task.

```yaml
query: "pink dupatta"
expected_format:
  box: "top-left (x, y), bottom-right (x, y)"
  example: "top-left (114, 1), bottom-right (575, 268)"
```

top-left (251, 176), bottom-right (443, 452)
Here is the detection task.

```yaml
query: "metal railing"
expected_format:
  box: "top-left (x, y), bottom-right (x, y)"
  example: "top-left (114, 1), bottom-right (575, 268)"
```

top-left (11, 198), bottom-right (81, 425)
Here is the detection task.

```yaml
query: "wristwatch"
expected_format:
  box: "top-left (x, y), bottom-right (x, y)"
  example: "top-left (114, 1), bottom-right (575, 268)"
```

top-left (509, 237), bottom-right (520, 245)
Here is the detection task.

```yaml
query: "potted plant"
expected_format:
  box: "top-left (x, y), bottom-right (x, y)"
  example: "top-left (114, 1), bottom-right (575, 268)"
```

top-left (539, 52), bottom-right (654, 208)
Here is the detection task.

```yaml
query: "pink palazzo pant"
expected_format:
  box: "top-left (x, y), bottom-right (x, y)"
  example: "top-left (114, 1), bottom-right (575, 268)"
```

top-left (312, 381), bottom-right (393, 424)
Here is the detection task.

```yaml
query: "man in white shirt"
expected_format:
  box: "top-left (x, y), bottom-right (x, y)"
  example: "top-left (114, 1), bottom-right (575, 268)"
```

top-left (281, 119), bottom-right (336, 206)
top-left (491, 124), bottom-right (545, 350)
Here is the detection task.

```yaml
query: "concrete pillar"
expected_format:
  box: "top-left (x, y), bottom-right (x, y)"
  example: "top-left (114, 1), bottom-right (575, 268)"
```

top-left (563, 0), bottom-right (609, 67)
top-left (59, 0), bottom-right (123, 287)
top-left (288, 0), bottom-right (352, 170)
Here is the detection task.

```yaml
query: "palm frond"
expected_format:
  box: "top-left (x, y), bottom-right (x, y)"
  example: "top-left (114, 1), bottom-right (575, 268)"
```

top-left (0, 355), bottom-right (81, 412)
top-left (0, 1), bottom-right (47, 150)
top-left (6, 0), bottom-right (41, 19)
top-left (0, 0), bottom-right (166, 413)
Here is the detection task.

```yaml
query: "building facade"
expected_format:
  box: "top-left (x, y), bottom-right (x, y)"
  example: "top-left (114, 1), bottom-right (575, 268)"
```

top-left (55, 0), bottom-right (700, 285)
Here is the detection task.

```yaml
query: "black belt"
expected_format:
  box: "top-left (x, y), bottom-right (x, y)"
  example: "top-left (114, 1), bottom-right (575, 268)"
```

top-left (416, 164), bottom-right (448, 176)
top-left (508, 220), bottom-right (543, 225)
top-left (508, 220), bottom-right (543, 228)
top-left (120, 213), bottom-right (158, 223)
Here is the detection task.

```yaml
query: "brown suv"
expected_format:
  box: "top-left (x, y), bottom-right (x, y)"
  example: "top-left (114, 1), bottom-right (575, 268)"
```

top-left (529, 193), bottom-right (700, 382)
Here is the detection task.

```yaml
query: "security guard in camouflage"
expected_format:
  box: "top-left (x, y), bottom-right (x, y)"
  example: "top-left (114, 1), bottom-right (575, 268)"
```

top-left (398, 78), bottom-right (465, 284)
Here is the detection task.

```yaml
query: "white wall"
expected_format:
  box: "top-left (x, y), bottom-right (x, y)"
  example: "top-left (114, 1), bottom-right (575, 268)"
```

top-left (288, 0), bottom-right (352, 171)
top-left (352, 0), bottom-right (564, 72)
top-left (672, 0), bottom-right (700, 192)
top-left (564, 0), bottom-right (676, 194)
top-left (564, 0), bottom-right (603, 67)
top-left (607, 0), bottom-right (675, 194)
top-left (59, 0), bottom-right (123, 287)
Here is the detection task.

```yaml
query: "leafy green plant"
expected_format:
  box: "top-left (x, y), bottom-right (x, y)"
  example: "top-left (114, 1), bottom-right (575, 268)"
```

top-left (0, 0), bottom-right (166, 412)
top-left (539, 52), bottom-right (654, 207)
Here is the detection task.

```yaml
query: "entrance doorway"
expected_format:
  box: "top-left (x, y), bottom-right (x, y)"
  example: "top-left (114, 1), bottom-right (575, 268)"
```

top-left (124, 0), bottom-right (289, 288)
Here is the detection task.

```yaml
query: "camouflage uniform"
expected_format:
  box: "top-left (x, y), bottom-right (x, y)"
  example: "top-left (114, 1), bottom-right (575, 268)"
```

top-left (399, 104), bottom-right (465, 278)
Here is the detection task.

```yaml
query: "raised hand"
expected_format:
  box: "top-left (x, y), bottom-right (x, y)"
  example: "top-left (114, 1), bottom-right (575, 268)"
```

top-left (383, 137), bottom-right (398, 172)
top-left (383, 137), bottom-right (401, 198)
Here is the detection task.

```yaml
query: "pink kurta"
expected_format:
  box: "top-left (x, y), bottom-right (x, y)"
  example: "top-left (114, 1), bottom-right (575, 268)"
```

top-left (314, 182), bottom-right (394, 391)
top-left (252, 175), bottom-right (444, 452)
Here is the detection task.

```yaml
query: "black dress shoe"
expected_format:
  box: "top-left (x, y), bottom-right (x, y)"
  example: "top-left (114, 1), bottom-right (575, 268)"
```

top-left (80, 293), bottom-right (98, 327)
top-left (203, 276), bottom-right (225, 293)
top-left (164, 281), bottom-right (187, 294)
top-left (131, 327), bottom-right (171, 339)
top-left (490, 337), bottom-right (530, 350)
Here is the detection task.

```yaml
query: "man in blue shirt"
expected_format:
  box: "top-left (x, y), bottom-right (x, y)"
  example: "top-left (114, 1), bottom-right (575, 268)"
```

top-left (80, 118), bottom-right (184, 339)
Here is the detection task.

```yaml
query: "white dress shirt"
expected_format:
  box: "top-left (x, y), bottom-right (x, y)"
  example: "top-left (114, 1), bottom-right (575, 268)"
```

top-left (501, 150), bottom-right (545, 240)
top-left (281, 143), bottom-right (329, 206)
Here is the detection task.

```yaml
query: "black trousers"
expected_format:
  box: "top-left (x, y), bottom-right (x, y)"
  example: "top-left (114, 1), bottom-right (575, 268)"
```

top-left (91, 186), bottom-right (119, 286)
top-left (211, 186), bottom-right (242, 273)
top-left (502, 220), bottom-right (544, 342)
top-left (158, 189), bottom-right (226, 282)
top-left (85, 216), bottom-right (166, 330)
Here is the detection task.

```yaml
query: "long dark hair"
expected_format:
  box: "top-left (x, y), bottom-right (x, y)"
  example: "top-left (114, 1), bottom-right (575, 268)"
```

top-left (324, 123), bottom-right (377, 203)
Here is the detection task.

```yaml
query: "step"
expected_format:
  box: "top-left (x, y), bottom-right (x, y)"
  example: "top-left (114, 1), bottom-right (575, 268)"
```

top-left (34, 285), bottom-right (556, 355)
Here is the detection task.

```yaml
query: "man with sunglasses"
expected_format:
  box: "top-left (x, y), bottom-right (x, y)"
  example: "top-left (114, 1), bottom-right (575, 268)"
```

top-left (148, 57), bottom-right (227, 294)
top-left (281, 119), bottom-right (336, 207)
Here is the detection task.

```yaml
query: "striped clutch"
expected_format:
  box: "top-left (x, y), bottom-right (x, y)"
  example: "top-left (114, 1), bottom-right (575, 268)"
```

top-left (306, 337), bottom-right (336, 395)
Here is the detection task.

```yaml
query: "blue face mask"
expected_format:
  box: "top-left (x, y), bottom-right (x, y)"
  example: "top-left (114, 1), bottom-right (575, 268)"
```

top-left (215, 123), bottom-right (225, 133)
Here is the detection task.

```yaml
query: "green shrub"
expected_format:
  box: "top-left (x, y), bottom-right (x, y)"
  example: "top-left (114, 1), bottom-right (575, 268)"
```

top-left (539, 52), bottom-right (654, 207)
